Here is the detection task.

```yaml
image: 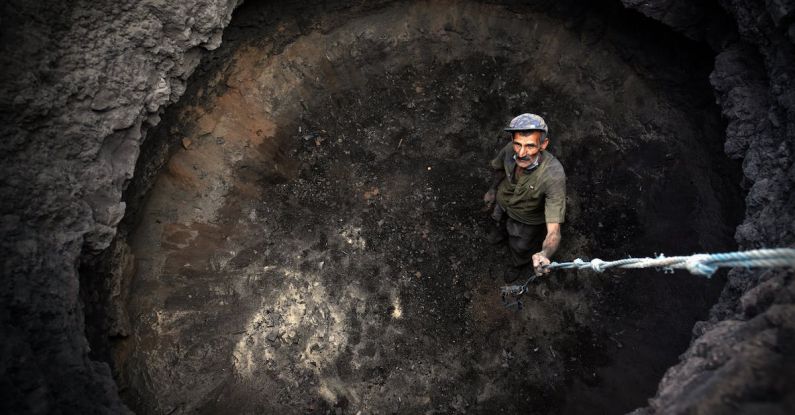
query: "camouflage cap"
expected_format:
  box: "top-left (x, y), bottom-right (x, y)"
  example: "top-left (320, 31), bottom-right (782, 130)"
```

top-left (504, 113), bottom-right (548, 138)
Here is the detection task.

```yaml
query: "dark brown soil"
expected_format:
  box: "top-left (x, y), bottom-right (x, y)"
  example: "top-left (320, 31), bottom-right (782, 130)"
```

top-left (107, 1), bottom-right (743, 414)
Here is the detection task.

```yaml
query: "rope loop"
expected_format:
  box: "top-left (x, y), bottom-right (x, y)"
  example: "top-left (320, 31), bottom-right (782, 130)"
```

top-left (590, 258), bottom-right (606, 273)
top-left (685, 254), bottom-right (718, 277)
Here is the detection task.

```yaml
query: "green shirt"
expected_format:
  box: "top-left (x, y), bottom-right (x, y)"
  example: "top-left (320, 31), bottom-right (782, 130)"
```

top-left (490, 143), bottom-right (566, 225)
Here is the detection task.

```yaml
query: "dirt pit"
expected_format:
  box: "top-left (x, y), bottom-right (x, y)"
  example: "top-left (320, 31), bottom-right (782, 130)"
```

top-left (99, 1), bottom-right (744, 414)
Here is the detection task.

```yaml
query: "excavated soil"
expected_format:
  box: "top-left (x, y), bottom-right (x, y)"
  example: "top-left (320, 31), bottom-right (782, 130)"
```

top-left (102, 1), bottom-right (744, 414)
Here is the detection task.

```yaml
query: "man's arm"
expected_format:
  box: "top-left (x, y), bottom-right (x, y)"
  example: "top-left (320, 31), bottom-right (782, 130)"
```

top-left (533, 222), bottom-right (561, 275)
top-left (485, 145), bottom-right (508, 204)
top-left (483, 169), bottom-right (506, 204)
top-left (534, 165), bottom-right (565, 274)
top-left (540, 223), bottom-right (561, 258)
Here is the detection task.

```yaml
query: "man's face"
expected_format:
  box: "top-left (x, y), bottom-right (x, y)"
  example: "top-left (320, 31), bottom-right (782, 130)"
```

top-left (512, 131), bottom-right (548, 168)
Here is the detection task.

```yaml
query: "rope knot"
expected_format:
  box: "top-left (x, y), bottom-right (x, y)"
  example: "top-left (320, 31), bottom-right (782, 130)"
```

top-left (590, 258), bottom-right (606, 273)
top-left (685, 254), bottom-right (717, 277)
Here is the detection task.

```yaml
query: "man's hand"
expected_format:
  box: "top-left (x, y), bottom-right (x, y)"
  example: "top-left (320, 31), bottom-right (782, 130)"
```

top-left (483, 188), bottom-right (496, 205)
top-left (532, 252), bottom-right (551, 276)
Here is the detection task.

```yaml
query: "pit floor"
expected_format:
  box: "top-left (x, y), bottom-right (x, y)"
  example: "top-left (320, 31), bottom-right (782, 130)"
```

top-left (113, 2), bottom-right (737, 413)
top-left (119, 116), bottom-right (725, 414)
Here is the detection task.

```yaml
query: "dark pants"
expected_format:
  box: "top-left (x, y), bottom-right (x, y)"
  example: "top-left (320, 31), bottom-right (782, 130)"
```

top-left (492, 204), bottom-right (546, 267)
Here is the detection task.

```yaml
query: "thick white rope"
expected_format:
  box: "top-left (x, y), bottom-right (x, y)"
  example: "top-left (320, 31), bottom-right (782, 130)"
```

top-left (545, 248), bottom-right (795, 277)
top-left (501, 248), bottom-right (795, 301)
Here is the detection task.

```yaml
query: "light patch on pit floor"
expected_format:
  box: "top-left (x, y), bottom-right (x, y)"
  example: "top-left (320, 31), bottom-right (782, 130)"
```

top-left (316, 377), bottom-right (364, 409)
top-left (339, 224), bottom-right (366, 250)
top-left (232, 266), bottom-right (350, 380)
top-left (390, 291), bottom-right (403, 319)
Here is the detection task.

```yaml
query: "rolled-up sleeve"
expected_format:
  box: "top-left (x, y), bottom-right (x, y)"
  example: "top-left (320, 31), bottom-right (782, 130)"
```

top-left (543, 170), bottom-right (566, 223)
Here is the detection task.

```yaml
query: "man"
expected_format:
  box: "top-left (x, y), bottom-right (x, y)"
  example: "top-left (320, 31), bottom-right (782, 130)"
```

top-left (483, 113), bottom-right (566, 282)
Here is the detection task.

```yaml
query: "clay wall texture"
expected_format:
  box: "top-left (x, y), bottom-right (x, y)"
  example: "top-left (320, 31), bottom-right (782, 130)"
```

top-left (623, 0), bottom-right (795, 413)
top-left (0, 1), bottom-right (240, 413)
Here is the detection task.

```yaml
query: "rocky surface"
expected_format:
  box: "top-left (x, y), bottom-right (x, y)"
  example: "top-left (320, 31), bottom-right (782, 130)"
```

top-left (0, 0), bottom-right (240, 413)
top-left (622, 0), bottom-right (795, 413)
